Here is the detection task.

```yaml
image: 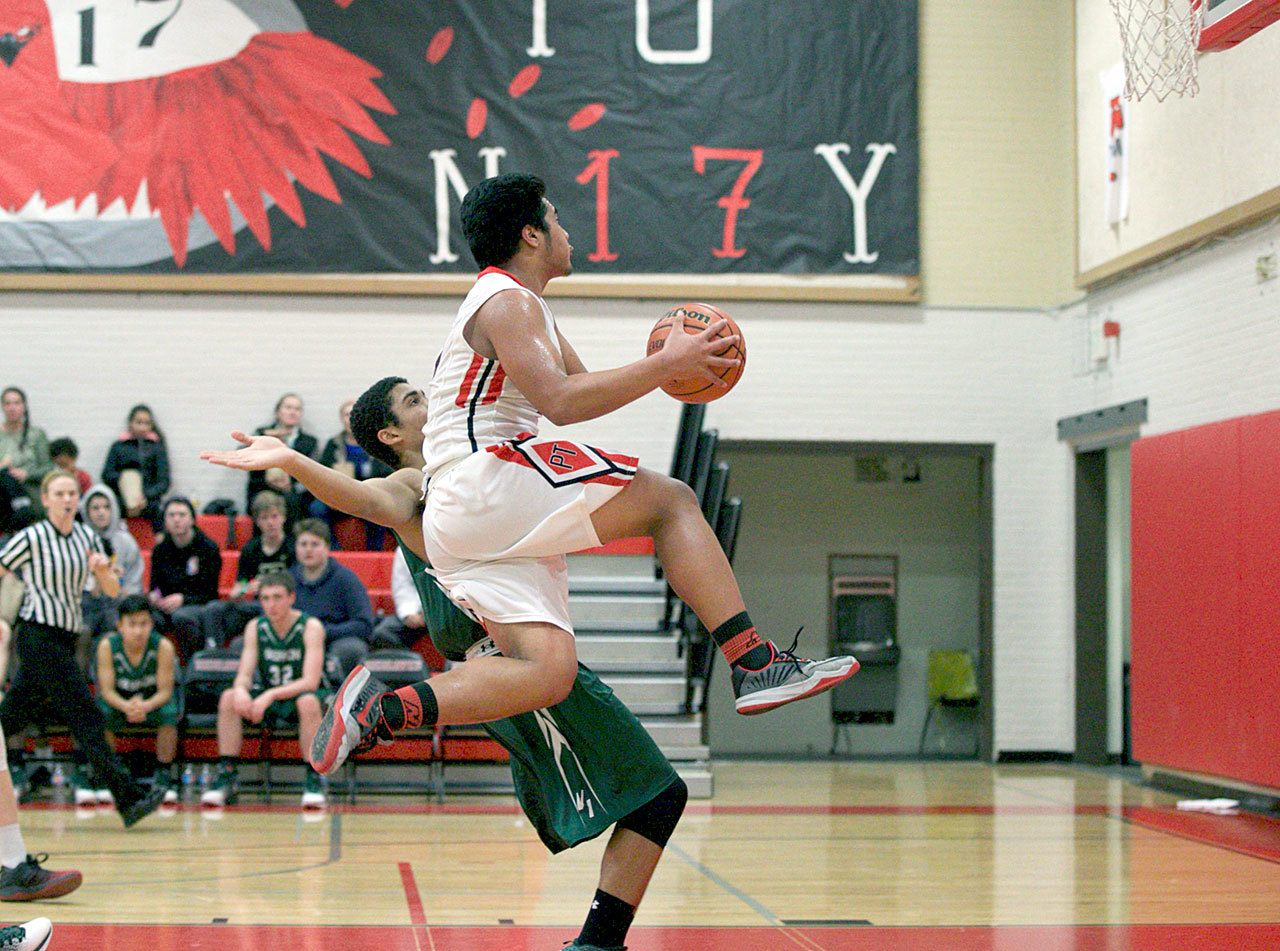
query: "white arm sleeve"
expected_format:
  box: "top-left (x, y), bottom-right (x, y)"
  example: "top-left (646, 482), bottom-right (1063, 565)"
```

top-left (390, 549), bottom-right (418, 620)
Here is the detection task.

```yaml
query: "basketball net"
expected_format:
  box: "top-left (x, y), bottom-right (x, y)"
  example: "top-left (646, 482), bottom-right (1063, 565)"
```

top-left (1109, 0), bottom-right (1202, 100)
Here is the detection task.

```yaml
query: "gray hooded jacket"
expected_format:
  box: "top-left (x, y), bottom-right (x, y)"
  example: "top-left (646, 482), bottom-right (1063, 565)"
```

top-left (79, 483), bottom-right (144, 596)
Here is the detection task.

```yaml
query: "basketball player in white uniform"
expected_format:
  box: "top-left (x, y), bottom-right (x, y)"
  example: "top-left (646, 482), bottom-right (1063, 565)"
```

top-left (313, 173), bottom-right (858, 776)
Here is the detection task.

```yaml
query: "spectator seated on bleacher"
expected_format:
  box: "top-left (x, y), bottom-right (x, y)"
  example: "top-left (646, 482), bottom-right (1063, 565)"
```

top-left (0, 469), bottom-right (35, 537)
top-left (101, 405), bottom-right (170, 528)
top-left (0, 618), bottom-right (11, 695)
top-left (371, 548), bottom-right (428, 650)
top-left (310, 399), bottom-right (392, 550)
top-left (0, 386), bottom-right (52, 511)
top-left (246, 394), bottom-right (317, 530)
top-left (78, 484), bottom-right (144, 669)
top-left (289, 519), bottom-right (373, 681)
top-left (80, 594), bottom-right (181, 805)
top-left (49, 437), bottom-right (92, 496)
top-left (149, 497), bottom-right (222, 662)
top-left (201, 572), bottom-right (328, 809)
top-left (198, 492), bottom-right (295, 648)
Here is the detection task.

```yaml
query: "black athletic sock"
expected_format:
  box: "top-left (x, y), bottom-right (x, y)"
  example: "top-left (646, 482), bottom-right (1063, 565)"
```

top-left (576, 889), bottom-right (635, 949)
top-left (710, 611), bottom-right (771, 669)
top-left (380, 682), bottom-right (439, 731)
top-left (217, 756), bottom-right (237, 776)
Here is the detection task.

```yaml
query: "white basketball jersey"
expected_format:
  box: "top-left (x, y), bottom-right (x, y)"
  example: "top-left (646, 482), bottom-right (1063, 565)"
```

top-left (425, 268), bottom-right (562, 477)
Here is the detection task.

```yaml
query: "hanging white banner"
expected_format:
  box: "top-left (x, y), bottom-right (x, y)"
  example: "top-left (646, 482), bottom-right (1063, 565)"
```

top-left (1101, 63), bottom-right (1129, 227)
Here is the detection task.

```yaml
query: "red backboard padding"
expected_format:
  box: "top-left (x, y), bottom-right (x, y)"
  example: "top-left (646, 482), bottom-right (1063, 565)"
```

top-left (1131, 410), bottom-right (1280, 789)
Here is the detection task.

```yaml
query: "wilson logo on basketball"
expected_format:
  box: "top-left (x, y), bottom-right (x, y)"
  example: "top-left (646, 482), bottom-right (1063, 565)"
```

top-left (645, 301), bottom-right (746, 404)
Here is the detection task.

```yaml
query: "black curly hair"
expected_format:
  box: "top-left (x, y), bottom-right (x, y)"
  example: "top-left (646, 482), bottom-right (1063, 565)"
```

top-left (350, 376), bottom-right (408, 470)
top-left (460, 173), bottom-right (548, 269)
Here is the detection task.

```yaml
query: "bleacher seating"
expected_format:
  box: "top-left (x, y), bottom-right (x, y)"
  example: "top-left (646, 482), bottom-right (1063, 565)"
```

top-left (128, 514), bottom-right (252, 551)
top-left (139, 548), bottom-right (399, 615)
top-left (331, 516), bottom-right (396, 552)
top-left (125, 517), bottom-right (155, 550)
top-left (79, 535), bottom-right (650, 798)
top-left (195, 514), bottom-right (231, 549)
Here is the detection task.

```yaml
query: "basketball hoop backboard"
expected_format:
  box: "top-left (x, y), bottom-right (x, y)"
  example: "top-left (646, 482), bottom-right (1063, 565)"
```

top-left (1198, 0), bottom-right (1280, 49)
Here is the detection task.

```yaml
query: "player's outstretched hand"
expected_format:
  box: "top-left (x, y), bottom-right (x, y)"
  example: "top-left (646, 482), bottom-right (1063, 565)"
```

top-left (200, 431), bottom-right (292, 471)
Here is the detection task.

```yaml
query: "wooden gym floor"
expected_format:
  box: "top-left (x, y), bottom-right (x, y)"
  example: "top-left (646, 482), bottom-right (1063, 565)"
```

top-left (10, 761), bottom-right (1280, 949)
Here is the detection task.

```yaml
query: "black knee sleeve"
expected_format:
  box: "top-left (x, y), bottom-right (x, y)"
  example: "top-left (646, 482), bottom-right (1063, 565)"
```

top-left (617, 776), bottom-right (687, 848)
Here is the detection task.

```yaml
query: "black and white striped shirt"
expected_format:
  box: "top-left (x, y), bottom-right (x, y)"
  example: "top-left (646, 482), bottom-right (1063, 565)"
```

top-left (0, 520), bottom-right (106, 633)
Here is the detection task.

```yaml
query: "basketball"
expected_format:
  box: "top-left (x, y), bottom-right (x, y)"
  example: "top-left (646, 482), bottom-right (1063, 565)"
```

top-left (645, 303), bottom-right (746, 403)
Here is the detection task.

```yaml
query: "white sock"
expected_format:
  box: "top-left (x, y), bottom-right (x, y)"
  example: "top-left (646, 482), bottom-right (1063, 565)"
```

top-left (0, 823), bottom-right (26, 869)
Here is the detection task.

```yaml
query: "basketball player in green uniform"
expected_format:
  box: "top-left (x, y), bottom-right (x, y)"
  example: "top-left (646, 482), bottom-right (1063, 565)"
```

top-left (202, 378), bottom-right (686, 951)
top-left (201, 573), bottom-right (329, 809)
top-left (94, 595), bottom-right (181, 803)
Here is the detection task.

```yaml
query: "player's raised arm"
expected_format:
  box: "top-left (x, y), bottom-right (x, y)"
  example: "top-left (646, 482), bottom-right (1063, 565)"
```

top-left (201, 432), bottom-right (419, 527)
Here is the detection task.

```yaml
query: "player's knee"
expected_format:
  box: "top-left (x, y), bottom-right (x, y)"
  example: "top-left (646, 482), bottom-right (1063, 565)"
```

top-left (540, 654), bottom-right (576, 707)
top-left (218, 688), bottom-right (236, 711)
top-left (296, 694), bottom-right (321, 718)
top-left (617, 776), bottom-right (688, 848)
top-left (653, 473), bottom-right (699, 522)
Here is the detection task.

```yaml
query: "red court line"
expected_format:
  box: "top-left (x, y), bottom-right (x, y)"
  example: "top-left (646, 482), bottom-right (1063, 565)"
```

top-left (44, 923), bottom-right (1280, 951)
top-left (18, 801), bottom-right (1121, 817)
top-left (1124, 805), bottom-right (1280, 864)
top-left (700, 804), bottom-right (1117, 816)
top-left (399, 862), bottom-right (427, 925)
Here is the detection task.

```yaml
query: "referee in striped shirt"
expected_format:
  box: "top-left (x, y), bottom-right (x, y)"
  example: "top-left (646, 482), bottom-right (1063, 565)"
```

top-left (0, 470), bottom-right (164, 827)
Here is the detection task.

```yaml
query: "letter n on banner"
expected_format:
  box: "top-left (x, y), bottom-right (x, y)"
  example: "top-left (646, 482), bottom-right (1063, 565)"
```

top-left (429, 148), bottom-right (508, 264)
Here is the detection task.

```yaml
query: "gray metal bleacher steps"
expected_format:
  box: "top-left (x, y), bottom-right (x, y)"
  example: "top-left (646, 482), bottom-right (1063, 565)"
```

top-left (575, 634), bottom-right (682, 673)
top-left (596, 673), bottom-right (685, 715)
top-left (567, 554), bottom-right (656, 579)
top-left (568, 576), bottom-right (666, 596)
top-left (437, 546), bottom-right (714, 797)
top-left (569, 593), bottom-right (666, 629)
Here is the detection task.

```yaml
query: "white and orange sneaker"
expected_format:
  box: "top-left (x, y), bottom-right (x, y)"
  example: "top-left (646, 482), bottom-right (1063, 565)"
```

top-left (732, 632), bottom-right (859, 715)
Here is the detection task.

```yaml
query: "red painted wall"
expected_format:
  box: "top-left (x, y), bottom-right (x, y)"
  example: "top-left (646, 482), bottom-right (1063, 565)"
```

top-left (1131, 410), bottom-right (1280, 790)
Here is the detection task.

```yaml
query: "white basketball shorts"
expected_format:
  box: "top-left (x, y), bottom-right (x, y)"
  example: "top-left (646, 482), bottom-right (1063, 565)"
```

top-left (423, 434), bottom-right (638, 632)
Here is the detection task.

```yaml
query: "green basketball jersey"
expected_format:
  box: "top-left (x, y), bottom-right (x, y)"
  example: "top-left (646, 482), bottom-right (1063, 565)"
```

top-left (106, 630), bottom-right (164, 699)
top-left (255, 611), bottom-right (312, 689)
top-left (396, 540), bottom-right (486, 661)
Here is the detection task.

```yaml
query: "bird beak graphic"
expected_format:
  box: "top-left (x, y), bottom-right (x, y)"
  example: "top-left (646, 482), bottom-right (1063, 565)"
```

top-left (0, 36), bottom-right (20, 67)
top-left (0, 28), bottom-right (36, 68)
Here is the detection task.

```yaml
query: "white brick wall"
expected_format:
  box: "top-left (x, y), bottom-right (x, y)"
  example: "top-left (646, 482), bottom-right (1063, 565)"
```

top-left (15, 228), bottom-right (1272, 755)
top-left (3, 291), bottom-right (1075, 752)
top-left (1060, 219), bottom-right (1280, 435)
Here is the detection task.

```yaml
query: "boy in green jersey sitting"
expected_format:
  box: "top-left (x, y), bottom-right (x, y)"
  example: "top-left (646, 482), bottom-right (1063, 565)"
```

top-left (90, 595), bottom-right (180, 804)
top-left (201, 573), bottom-right (329, 809)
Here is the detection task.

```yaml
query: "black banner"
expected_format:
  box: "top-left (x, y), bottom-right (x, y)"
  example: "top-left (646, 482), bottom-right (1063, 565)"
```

top-left (0, 0), bottom-right (918, 277)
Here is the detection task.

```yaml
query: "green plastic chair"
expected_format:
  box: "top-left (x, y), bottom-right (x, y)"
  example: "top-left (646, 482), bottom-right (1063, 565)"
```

top-left (918, 650), bottom-right (979, 755)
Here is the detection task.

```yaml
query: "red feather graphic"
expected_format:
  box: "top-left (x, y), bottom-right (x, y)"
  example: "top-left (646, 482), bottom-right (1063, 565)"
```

top-left (0, 3), bottom-right (118, 211)
top-left (0, 0), bottom-right (396, 267)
